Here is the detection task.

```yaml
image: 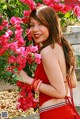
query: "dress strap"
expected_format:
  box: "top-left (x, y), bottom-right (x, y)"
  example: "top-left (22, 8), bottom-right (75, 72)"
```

top-left (65, 95), bottom-right (80, 118)
top-left (65, 75), bottom-right (80, 118)
top-left (57, 41), bottom-right (62, 47)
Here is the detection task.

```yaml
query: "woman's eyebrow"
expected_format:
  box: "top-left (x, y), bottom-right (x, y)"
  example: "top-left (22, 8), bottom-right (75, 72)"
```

top-left (29, 22), bottom-right (34, 24)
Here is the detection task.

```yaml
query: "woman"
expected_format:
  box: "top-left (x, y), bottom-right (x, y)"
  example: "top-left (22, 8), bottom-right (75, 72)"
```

top-left (18, 6), bottom-right (80, 119)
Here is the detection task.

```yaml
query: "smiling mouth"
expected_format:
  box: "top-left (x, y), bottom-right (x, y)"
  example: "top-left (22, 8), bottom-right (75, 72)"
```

top-left (34, 34), bottom-right (42, 39)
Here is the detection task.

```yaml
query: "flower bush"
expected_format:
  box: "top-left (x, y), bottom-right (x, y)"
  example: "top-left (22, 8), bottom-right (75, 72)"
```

top-left (16, 81), bottom-right (39, 111)
top-left (0, 14), bottom-right (41, 83)
top-left (0, 14), bottom-right (41, 111)
top-left (0, 0), bottom-right (80, 111)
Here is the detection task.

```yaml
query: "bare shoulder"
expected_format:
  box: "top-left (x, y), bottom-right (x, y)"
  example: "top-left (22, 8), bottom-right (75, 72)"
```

top-left (41, 45), bottom-right (55, 56)
top-left (40, 45), bottom-right (57, 62)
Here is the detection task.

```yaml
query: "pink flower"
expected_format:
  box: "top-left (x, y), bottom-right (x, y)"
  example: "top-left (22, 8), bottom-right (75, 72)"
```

top-left (15, 29), bottom-right (23, 36)
top-left (20, 0), bottom-right (36, 10)
top-left (7, 66), bottom-right (16, 73)
top-left (16, 56), bottom-right (27, 70)
top-left (30, 46), bottom-right (38, 52)
top-left (10, 16), bottom-right (21, 25)
top-left (2, 34), bottom-right (10, 41)
top-left (22, 17), bottom-right (29, 23)
top-left (6, 30), bottom-right (13, 36)
top-left (9, 42), bottom-right (18, 53)
top-left (21, 84), bottom-right (31, 92)
top-left (17, 37), bottom-right (25, 47)
top-left (26, 46), bottom-right (32, 52)
top-left (35, 53), bottom-right (41, 64)
top-left (19, 90), bottom-right (27, 96)
top-left (2, 20), bottom-right (8, 27)
top-left (0, 48), bottom-right (6, 56)
top-left (26, 29), bottom-right (32, 41)
top-left (43, 0), bottom-right (51, 5)
top-left (23, 10), bottom-right (30, 17)
top-left (0, 45), bottom-right (9, 56)
top-left (16, 47), bottom-right (27, 57)
top-left (28, 91), bottom-right (33, 98)
top-left (33, 98), bottom-right (39, 108)
top-left (8, 56), bottom-right (16, 63)
top-left (0, 25), bottom-right (4, 30)
top-left (27, 53), bottom-right (35, 64)
top-left (16, 81), bottom-right (24, 88)
top-left (74, 6), bottom-right (80, 18)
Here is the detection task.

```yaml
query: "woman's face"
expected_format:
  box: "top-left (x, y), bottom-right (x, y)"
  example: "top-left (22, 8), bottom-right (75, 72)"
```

top-left (29, 17), bottom-right (49, 44)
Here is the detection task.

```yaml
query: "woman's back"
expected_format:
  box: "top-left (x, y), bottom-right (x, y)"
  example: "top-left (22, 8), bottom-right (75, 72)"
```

top-left (52, 43), bottom-right (67, 80)
top-left (38, 43), bottom-right (77, 108)
top-left (38, 43), bottom-right (68, 108)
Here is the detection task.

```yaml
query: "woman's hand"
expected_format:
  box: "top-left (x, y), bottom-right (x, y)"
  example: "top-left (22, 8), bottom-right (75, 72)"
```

top-left (17, 70), bottom-right (33, 85)
top-left (19, 70), bottom-right (29, 83)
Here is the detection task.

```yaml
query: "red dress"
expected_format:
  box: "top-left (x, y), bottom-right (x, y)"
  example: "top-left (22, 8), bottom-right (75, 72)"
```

top-left (35, 61), bottom-right (80, 119)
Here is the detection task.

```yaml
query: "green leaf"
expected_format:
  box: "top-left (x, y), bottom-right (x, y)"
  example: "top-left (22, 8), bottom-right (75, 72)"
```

top-left (0, 8), bottom-right (3, 14)
top-left (0, 17), bottom-right (2, 24)
top-left (64, 12), bottom-right (71, 18)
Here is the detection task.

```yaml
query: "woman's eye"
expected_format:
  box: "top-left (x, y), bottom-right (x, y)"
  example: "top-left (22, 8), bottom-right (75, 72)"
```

top-left (29, 24), bottom-right (34, 27)
top-left (29, 23), bottom-right (43, 28)
top-left (38, 22), bottom-right (42, 25)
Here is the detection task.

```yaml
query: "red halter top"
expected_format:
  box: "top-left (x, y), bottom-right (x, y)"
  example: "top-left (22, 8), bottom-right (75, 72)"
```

top-left (34, 42), bottom-right (62, 106)
top-left (35, 60), bottom-right (53, 106)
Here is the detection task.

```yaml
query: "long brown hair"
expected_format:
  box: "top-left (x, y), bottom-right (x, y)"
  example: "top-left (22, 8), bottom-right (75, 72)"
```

top-left (29, 5), bottom-right (76, 75)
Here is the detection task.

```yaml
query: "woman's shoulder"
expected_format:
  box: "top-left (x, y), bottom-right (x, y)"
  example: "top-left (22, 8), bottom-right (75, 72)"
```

top-left (40, 45), bottom-right (57, 60)
top-left (40, 45), bottom-right (55, 55)
top-left (40, 44), bottom-right (60, 57)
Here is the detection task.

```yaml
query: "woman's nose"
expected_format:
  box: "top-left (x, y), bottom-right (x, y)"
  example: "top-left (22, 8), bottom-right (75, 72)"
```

top-left (33, 25), bottom-right (39, 31)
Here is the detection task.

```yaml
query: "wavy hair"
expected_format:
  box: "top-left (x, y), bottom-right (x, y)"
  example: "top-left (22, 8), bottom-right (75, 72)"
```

top-left (29, 5), bottom-right (76, 75)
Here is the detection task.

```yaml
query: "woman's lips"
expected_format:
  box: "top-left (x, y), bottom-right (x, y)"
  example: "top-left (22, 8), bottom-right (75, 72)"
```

top-left (34, 34), bottom-right (42, 39)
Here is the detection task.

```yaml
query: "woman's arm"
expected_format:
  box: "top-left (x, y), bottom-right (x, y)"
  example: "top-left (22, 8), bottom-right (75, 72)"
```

top-left (19, 70), bottom-right (34, 85)
top-left (39, 46), bottom-right (66, 98)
